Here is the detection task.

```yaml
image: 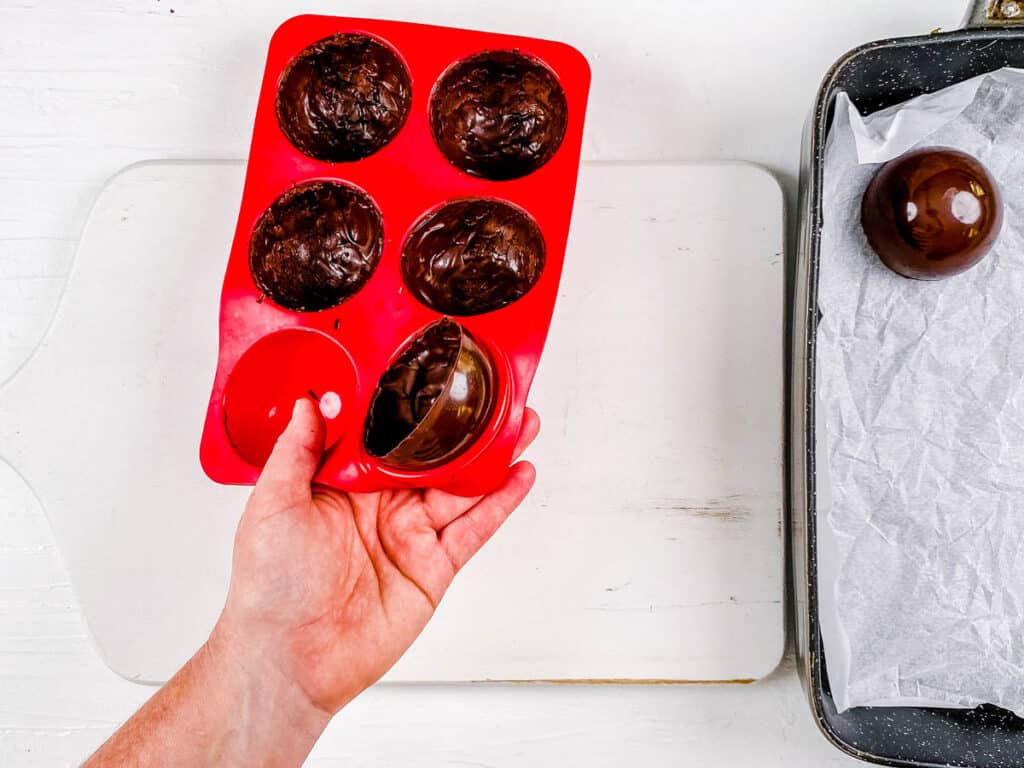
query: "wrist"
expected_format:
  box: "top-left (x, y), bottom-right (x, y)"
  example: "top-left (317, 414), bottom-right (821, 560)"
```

top-left (202, 620), bottom-right (331, 766)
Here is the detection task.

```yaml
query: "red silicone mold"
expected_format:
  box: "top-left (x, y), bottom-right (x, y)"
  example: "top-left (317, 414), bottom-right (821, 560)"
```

top-left (200, 15), bottom-right (591, 496)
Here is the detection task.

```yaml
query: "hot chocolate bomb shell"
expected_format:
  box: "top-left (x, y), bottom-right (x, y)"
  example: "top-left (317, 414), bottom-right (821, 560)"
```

top-left (249, 181), bottom-right (383, 312)
top-left (365, 319), bottom-right (496, 469)
top-left (364, 320), bottom-right (462, 458)
top-left (276, 33), bottom-right (412, 163)
top-left (861, 147), bottom-right (1003, 280)
top-left (430, 50), bottom-right (568, 180)
top-left (402, 199), bottom-right (546, 316)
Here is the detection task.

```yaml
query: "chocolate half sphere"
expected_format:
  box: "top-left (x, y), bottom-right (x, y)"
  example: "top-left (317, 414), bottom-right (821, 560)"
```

top-left (365, 319), bottom-right (496, 469)
top-left (249, 181), bottom-right (383, 312)
top-left (430, 50), bottom-right (568, 180)
top-left (402, 198), bottom-right (546, 316)
top-left (276, 33), bottom-right (412, 162)
top-left (861, 147), bottom-right (1003, 280)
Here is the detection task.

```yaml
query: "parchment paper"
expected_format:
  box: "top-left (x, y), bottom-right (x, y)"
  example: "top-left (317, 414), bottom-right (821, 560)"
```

top-left (818, 69), bottom-right (1024, 714)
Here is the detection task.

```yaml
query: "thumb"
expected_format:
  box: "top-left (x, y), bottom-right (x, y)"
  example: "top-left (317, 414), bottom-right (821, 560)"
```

top-left (250, 397), bottom-right (325, 512)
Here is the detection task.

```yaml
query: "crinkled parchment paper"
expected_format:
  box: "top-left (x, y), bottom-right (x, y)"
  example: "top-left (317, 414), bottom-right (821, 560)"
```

top-left (818, 69), bottom-right (1024, 714)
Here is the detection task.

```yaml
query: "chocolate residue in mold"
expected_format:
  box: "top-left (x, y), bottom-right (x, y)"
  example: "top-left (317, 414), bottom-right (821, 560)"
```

top-left (861, 147), bottom-right (1003, 280)
top-left (276, 33), bottom-right (412, 162)
top-left (429, 50), bottom-right (568, 180)
top-left (401, 198), bottom-right (546, 316)
top-left (249, 181), bottom-right (383, 312)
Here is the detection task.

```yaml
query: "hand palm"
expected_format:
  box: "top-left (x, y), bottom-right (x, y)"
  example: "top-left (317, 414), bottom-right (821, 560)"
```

top-left (220, 399), bottom-right (538, 714)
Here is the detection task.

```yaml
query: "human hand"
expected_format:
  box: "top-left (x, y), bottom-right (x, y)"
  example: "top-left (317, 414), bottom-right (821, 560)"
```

top-left (211, 398), bottom-right (539, 721)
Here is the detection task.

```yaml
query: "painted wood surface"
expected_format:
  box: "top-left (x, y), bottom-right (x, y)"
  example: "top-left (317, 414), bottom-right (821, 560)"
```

top-left (0, 0), bottom-right (964, 764)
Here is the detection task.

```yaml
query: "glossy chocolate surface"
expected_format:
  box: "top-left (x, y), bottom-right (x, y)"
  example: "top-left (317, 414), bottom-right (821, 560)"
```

top-left (249, 181), bottom-right (383, 312)
top-left (365, 319), bottom-right (495, 468)
top-left (430, 50), bottom-right (567, 180)
top-left (276, 33), bottom-right (411, 162)
top-left (402, 198), bottom-right (546, 315)
top-left (861, 147), bottom-right (1003, 280)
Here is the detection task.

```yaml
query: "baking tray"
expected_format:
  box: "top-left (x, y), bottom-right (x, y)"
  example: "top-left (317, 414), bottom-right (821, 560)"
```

top-left (791, 2), bottom-right (1024, 766)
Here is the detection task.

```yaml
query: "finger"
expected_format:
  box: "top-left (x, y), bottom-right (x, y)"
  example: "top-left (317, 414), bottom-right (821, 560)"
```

top-left (439, 461), bottom-right (536, 572)
top-left (250, 398), bottom-right (325, 513)
top-left (420, 409), bottom-right (541, 530)
top-left (512, 408), bottom-right (541, 462)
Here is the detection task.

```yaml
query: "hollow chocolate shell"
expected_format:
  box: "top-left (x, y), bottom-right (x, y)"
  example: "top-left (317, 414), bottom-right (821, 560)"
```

top-left (276, 33), bottom-right (412, 162)
top-left (430, 50), bottom-right (568, 180)
top-left (861, 147), bottom-right (1003, 280)
top-left (402, 198), bottom-right (546, 316)
top-left (249, 181), bottom-right (383, 312)
top-left (365, 319), bottom-right (496, 470)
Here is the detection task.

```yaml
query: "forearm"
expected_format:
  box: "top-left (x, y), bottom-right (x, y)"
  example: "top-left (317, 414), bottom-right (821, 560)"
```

top-left (84, 623), bottom-right (330, 767)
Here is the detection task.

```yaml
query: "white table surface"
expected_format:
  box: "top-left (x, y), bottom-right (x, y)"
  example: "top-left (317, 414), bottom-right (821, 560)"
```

top-left (0, 0), bottom-right (967, 765)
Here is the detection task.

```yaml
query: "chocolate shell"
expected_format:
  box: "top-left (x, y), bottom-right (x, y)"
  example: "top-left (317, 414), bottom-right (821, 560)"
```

top-left (402, 198), bottom-right (545, 315)
top-left (430, 50), bottom-right (567, 180)
top-left (365, 320), bottom-right (496, 469)
top-left (276, 33), bottom-right (412, 162)
top-left (861, 147), bottom-right (1003, 280)
top-left (249, 181), bottom-right (383, 312)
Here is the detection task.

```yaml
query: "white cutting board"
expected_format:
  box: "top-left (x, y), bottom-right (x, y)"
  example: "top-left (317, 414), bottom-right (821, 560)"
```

top-left (0, 160), bottom-right (784, 684)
